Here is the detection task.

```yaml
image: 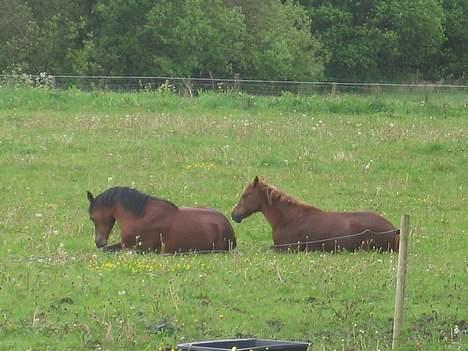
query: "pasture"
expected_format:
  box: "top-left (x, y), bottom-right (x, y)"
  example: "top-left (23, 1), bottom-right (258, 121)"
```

top-left (0, 87), bottom-right (467, 350)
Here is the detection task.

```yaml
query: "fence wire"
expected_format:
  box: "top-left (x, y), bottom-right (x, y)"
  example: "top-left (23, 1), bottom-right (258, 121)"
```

top-left (1, 74), bottom-right (467, 96)
top-left (270, 229), bottom-right (399, 250)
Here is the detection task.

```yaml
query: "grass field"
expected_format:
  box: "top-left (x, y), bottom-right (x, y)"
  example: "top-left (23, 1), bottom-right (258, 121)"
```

top-left (0, 87), bottom-right (467, 350)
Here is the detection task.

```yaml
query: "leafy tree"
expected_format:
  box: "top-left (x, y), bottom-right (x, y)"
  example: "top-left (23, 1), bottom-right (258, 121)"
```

top-left (301, 0), bottom-right (391, 80)
top-left (440, 0), bottom-right (468, 80)
top-left (146, 0), bottom-right (246, 77)
top-left (301, 0), bottom-right (444, 81)
top-left (0, 0), bottom-right (38, 72)
top-left (1, 0), bottom-right (464, 81)
top-left (375, 0), bottom-right (444, 79)
top-left (228, 0), bottom-right (324, 80)
top-left (85, 0), bottom-right (154, 75)
top-left (0, 0), bottom-right (97, 74)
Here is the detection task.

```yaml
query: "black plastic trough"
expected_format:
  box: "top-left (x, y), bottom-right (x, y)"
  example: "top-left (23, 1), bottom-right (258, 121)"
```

top-left (178, 339), bottom-right (309, 351)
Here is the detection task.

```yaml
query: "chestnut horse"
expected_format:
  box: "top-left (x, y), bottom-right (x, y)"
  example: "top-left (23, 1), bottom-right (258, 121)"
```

top-left (87, 187), bottom-right (236, 253)
top-left (231, 177), bottom-right (399, 252)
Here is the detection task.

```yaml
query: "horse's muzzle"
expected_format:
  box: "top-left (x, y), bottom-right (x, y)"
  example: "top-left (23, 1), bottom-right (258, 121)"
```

top-left (95, 240), bottom-right (106, 248)
top-left (231, 212), bottom-right (243, 223)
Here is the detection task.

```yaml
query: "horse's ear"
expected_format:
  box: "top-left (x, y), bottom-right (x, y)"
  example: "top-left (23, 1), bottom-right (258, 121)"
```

top-left (87, 191), bottom-right (94, 203)
top-left (253, 176), bottom-right (259, 187)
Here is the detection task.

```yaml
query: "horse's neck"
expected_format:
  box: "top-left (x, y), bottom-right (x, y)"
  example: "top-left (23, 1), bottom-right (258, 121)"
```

top-left (143, 198), bottom-right (178, 223)
top-left (114, 198), bottom-right (178, 228)
top-left (113, 205), bottom-right (131, 226)
top-left (260, 194), bottom-right (316, 228)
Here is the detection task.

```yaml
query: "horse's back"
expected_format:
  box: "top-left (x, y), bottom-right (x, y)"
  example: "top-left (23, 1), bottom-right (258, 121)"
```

top-left (298, 210), bottom-right (398, 251)
top-left (179, 207), bottom-right (229, 222)
top-left (177, 207), bottom-right (236, 250)
top-left (343, 211), bottom-right (396, 231)
top-left (343, 211), bottom-right (399, 251)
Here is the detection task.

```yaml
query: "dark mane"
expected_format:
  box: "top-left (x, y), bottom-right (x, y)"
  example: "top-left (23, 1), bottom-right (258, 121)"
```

top-left (89, 187), bottom-right (178, 216)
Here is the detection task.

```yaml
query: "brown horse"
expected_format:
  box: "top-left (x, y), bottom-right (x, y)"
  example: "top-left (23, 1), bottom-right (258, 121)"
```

top-left (231, 177), bottom-right (399, 252)
top-left (87, 187), bottom-right (236, 253)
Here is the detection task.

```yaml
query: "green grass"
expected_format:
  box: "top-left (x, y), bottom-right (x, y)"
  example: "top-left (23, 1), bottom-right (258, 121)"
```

top-left (0, 87), bottom-right (467, 351)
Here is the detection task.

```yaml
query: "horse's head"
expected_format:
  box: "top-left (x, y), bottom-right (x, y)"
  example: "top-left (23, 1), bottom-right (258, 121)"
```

top-left (87, 191), bottom-right (116, 248)
top-left (231, 176), bottom-right (263, 223)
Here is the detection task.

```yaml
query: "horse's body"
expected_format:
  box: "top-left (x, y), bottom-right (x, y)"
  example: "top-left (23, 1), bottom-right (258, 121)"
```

top-left (87, 187), bottom-right (236, 253)
top-left (231, 177), bottom-right (399, 252)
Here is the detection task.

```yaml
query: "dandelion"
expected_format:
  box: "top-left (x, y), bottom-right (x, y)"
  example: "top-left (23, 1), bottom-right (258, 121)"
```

top-left (35, 213), bottom-right (42, 218)
top-left (118, 290), bottom-right (126, 295)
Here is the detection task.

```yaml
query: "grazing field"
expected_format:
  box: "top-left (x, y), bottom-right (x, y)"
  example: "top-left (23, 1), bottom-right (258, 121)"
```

top-left (0, 87), bottom-right (467, 351)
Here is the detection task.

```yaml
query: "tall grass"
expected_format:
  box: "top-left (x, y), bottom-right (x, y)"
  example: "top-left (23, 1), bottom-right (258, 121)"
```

top-left (1, 87), bottom-right (467, 118)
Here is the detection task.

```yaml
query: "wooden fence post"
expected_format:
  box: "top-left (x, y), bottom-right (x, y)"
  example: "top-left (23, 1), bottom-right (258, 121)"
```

top-left (234, 73), bottom-right (240, 92)
top-left (392, 214), bottom-right (410, 350)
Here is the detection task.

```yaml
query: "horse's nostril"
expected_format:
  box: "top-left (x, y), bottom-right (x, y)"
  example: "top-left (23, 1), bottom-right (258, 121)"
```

top-left (95, 240), bottom-right (105, 248)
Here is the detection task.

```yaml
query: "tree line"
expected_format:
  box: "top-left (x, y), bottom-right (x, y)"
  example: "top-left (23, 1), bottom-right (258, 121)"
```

top-left (1, 0), bottom-right (467, 82)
